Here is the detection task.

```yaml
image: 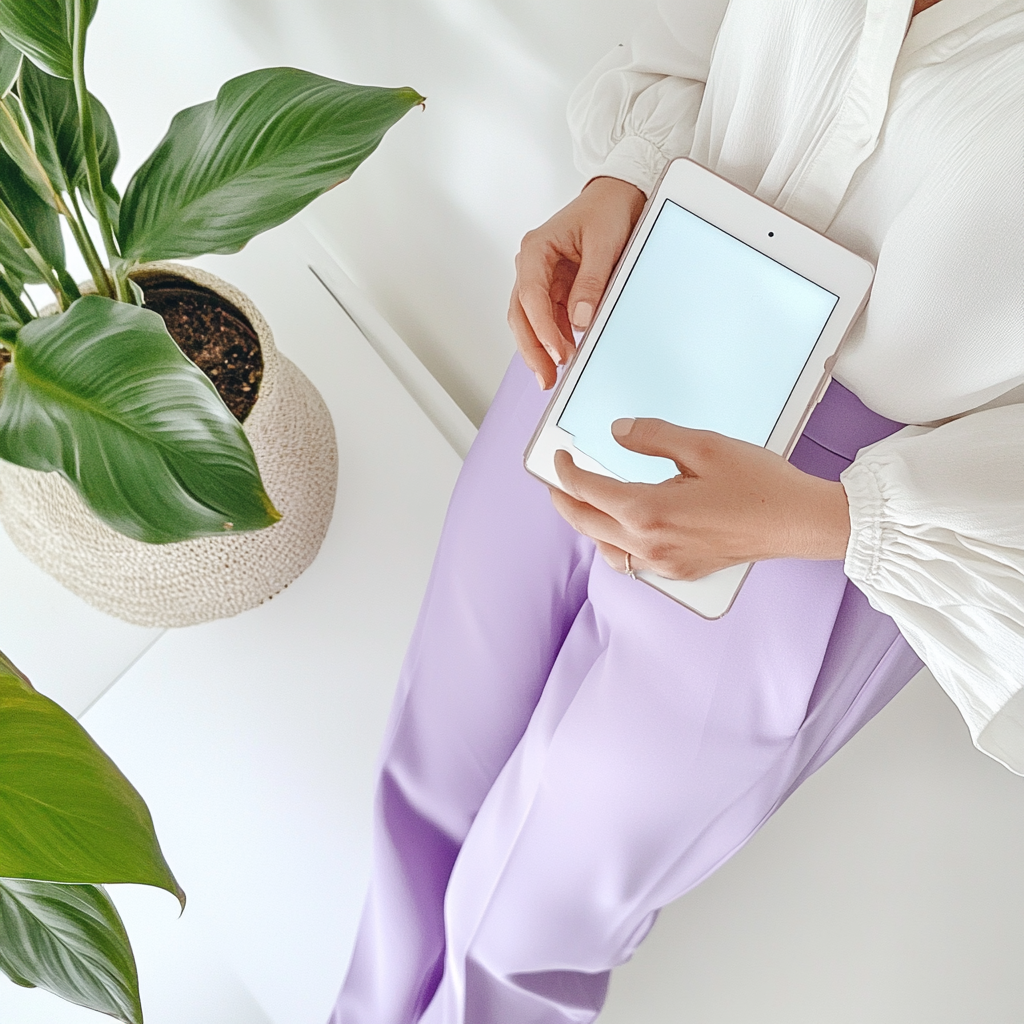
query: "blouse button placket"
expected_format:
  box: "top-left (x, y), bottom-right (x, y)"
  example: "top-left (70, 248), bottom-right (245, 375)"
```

top-left (777, 0), bottom-right (914, 233)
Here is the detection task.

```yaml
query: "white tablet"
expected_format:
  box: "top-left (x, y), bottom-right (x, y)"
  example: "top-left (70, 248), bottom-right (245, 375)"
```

top-left (524, 158), bottom-right (874, 619)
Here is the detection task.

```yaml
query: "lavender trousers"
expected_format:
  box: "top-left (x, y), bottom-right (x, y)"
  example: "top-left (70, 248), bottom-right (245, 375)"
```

top-left (331, 355), bottom-right (922, 1024)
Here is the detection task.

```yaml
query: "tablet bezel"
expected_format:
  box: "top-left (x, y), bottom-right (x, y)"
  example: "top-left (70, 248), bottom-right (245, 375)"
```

top-left (523, 157), bottom-right (875, 619)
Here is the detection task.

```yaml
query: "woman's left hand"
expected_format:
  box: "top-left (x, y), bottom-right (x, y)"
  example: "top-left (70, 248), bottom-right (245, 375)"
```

top-left (549, 417), bottom-right (853, 580)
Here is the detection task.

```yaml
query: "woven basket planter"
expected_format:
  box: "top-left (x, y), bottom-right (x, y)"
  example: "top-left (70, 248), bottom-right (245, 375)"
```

top-left (0, 262), bottom-right (338, 628)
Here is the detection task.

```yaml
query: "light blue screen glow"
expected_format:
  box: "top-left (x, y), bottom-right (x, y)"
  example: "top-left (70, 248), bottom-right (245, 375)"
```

top-left (557, 200), bottom-right (838, 484)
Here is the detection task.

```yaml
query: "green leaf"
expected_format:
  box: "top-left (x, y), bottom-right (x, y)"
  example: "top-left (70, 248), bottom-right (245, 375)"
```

top-left (0, 312), bottom-right (21, 340)
top-left (0, 108), bottom-right (62, 287)
top-left (0, 879), bottom-right (142, 1024)
top-left (119, 67), bottom-right (423, 263)
top-left (0, 649), bottom-right (184, 904)
top-left (0, 140), bottom-right (66, 271)
top-left (0, 93), bottom-right (62, 211)
top-left (0, 294), bottom-right (280, 542)
top-left (0, 220), bottom-right (39, 285)
top-left (0, 34), bottom-right (22, 95)
top-left (3, 85), bottom-right (30, 139)
top-left (0, 0), bottom-right (98, 80)
top-left (125, 275), bottom-right (143, 305)
top-left (19, 58), bottom-right (119, 201)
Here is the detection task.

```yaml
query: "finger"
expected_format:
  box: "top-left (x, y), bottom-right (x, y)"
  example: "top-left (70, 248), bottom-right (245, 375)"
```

top-left (565, 229), bottom-right (625, 331)
top-left (593, 539), bottom-right (645, 576)
top-left (549, 258), bottom-right (578, 355)
top-left (553, 448), bottom-right (647, 519)
top-left (610, 417), bottom-right (718, 474)
top-left (548, 485), bottom-right (632, 551)
top-left (517, 256), bottom-right (575, 367)
top-left (508, 289), bottom-right (556, 389)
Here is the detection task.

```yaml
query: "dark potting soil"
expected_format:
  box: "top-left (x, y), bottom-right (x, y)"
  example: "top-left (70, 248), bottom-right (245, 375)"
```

top-left (0, 276), bottom-right (261, 421)
top-left (140, 274), bottom-right (263, 423)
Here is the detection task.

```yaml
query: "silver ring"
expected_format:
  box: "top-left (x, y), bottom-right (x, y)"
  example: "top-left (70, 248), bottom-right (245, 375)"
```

top-left (624, 551), bottom-right (638, 580)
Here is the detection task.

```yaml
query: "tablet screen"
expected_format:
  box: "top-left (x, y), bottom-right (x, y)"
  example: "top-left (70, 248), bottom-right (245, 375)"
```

top-left (557, 199), bottom-right (839, 484)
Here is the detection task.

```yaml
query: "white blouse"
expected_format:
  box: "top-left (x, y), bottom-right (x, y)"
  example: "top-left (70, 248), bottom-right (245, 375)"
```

top-left (568, 0), bottom-right (1024, 771)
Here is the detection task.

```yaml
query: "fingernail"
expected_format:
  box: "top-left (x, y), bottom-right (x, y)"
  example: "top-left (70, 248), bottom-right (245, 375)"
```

top-left (572, 301), bottom-right (594, 329)
top-left (611, 417), bottom-right (634, 438)
top-left (535, 371), bottom-right (546, 390)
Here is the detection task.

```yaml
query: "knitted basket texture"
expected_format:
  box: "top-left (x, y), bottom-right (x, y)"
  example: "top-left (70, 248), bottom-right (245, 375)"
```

top-left (0, 262), bottom-right (339, 627)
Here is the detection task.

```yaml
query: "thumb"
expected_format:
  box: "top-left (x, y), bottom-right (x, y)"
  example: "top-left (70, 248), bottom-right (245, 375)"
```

top-left (611, 417), bottom-right (714, 471)
top-left (567, 236), bottom-right (621, 330)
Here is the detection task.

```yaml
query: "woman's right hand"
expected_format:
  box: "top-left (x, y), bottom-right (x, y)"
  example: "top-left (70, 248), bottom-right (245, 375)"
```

top-left (508, 176), bottom-right (647, 390)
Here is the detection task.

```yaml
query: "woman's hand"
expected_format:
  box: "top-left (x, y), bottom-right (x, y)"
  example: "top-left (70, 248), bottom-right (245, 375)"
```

top-left (509, 177), bottom-right (647, 390)
top-left (549, 418), bottom-right (852, 580)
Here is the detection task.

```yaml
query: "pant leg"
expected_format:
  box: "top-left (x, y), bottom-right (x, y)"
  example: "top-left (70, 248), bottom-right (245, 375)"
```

top-left (335, 354), bottom-right (923, 1024)
top-left (420, 516), bottom-right (921, 1024)
top-left (331, 355), bottom-right (596, 1024)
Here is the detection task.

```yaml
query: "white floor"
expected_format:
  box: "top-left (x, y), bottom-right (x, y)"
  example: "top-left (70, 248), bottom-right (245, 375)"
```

top-left (2, 2), bottom-right (1024, 1023)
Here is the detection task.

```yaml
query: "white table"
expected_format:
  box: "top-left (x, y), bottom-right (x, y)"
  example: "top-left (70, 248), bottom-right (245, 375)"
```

top-left (0, 225), bottom-right (465, 1024)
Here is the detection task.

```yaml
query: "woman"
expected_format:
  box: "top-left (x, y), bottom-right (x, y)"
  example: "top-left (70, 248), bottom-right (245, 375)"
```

top-left (332, 0), bottom-right (1024, 1020)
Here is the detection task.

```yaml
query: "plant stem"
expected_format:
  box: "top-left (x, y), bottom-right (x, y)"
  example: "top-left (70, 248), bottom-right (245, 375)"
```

top-left (72, 0), bottom-right (127, 303)
top-left (0, 272), bottom-right (31, 325)
top-left (62, 188), bottom-right (112, 298)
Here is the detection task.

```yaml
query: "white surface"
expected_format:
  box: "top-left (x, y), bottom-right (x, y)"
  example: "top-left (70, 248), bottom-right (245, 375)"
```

top-left (0, 225), bottom-right (463, 1023)
top-left (301, 225), bottom-right (478, 459)
top-left (601, 666), bottom-right (1024, 1024)
top-left (0, 535), bottom-right (162, 716)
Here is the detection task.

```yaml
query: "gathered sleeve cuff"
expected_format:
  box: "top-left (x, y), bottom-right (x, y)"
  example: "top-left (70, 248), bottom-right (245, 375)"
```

top-left (566, 2), bottom-right (728, 196)
top-left (840, 403), bottom-right (1024, 773)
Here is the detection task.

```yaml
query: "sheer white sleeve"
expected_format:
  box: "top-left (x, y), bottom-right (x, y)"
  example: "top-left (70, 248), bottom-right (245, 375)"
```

top-left (841, 402), bottom-right (1024, 772)
top-left (566, 0), bottom-right (730, 196)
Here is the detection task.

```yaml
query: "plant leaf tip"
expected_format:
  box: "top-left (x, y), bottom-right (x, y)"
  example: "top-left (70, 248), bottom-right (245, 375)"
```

top-left (398, 87), bottom-right (426, 108)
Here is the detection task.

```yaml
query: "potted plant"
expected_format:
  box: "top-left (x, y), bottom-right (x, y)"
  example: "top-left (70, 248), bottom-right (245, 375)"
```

top-left (0, 645), bottom-right (183, 1022)
top-left (0, 0), bottom-right (423, 626)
